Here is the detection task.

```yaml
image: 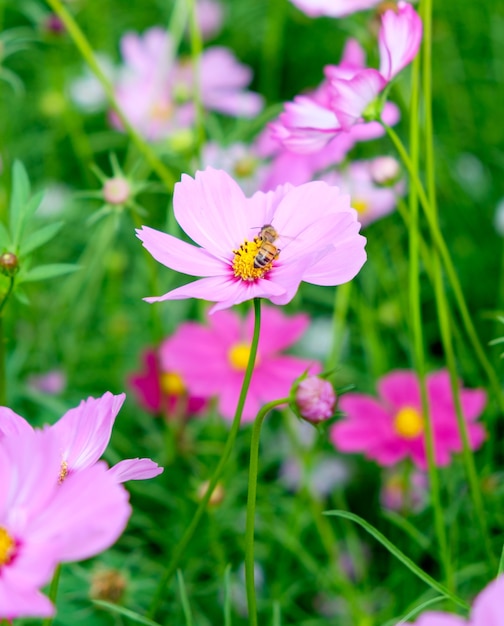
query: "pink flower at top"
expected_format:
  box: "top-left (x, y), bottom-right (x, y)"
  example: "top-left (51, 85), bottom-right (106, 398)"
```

top-left (0, 428), bottom-right (131, 619)
top-left (406, 576), bottom-right (504, 625)
top-left (195, 0), bottom-right (224, 40)
top-left (331, 370), bottom-right (486, 469)
top-left (321, 159), bottom-right (403, 227)
top-left (128, 347), bottom-right (207, 417)
top-left (136, 168), bottom-right (366, 313)
top-left (272, 38), bottom-right (401, 154)
top-left (289, 0), bottom-right (381, 18)
top-left (112, 27), bottom-right (263, 141)
top-left (158, 306), bottom-right (321, 421)
top-left (0, 393), bottom-right (163, 483)
top-left (275, 4), bottom-right (421, 152)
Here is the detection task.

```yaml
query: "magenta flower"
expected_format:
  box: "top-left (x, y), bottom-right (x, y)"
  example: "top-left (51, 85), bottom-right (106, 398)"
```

top-left (288, 0), bottom-right (381, 17)
top-left (0, 393), bottom-right (163, 483)
top-left (113, 28), bottom-right (263, 141)
top-left (321, 159), bottom-right (403, 226)
top-left (136, 168), bottom-right (366, 313)
top-left (0, 428), bottom-right (131, 619)
top-left (407, 576), bottom-right (504, 625)
top-left (295, 375), bottom-right (337, 424)
top-left (331, 370), bottom-right (486, 469)
top-left (128, 347), bottom-right (207, 417)
top-left (157, 306), bottom-right (321, 421)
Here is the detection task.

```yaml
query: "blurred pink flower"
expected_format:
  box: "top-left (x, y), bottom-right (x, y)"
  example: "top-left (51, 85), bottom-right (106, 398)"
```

top-left (0, 393), bottom-right (163, 483)
top-left (27, 370), bottom-right (66, 395)
top-left (195, 0), bottom-right (224, 40)
top-left (113, 28), bottom-right (263, 140)
top-left (0, 428), bottom-right (131, 619)
top-left (295, 375), bottom-right (337, 423)
top-left (275, 4), bottom-right (421, 152)
top-left (331, 370), bottom-right (486, 469)
top-left (136, 167), bottom-right (366, 313)
top-left (272, 38), bottom-right (400, 153)
top-left (289, 0), bottom-right (381, 18)
top-left (407, 576), bottom-right (504, 625)
top-left (202, 142), bottom-right (266, 195)
top-left (321, 159), bottom-right (403, 226)
top-left (158, 306), bottom-right (321, 421)
top-left (380, 467), bottom-right (428, 513)
top-left (128, 347), bottom-right (207, 417)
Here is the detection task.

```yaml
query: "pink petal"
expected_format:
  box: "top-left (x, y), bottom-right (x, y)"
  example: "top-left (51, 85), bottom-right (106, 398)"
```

top-left (330, 69), bottom-right (387, 130)
top-left (0, 584), bottom-right (55, 619)
top-left (471, 576), bottom-right (504, 625)
top-left (108, 458), bottom-right (164, 482)
top-left (0, 408), bottom-right (33, 438)
top-left (378, 370), bottom-right (421, 411)
top-left (246, 307), bottom-right (310, 355)
top-left (415, 615), bottom-right (466, 626)
top-left (128, 349), bottom-right (163, 413)
top-left (379, 1), bottom-right (423, 81)
top-left (136, 225), bottom-right (225, 276)
top-left (288, 0), bottom-right (381, 18)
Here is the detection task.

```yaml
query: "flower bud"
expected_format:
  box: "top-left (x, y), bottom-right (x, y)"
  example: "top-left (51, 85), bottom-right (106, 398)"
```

top-left (0, 252), bottom-right (18, 276)
top-left (44, 14), bottom-right (65, 35)
top-left (295, 375), bottom-right (337, 424)
top-left (89, 568), bottom-right (127, 603)
top-left (197, 480), bottom-right (225, 506)
top-left (369, 156), bottom-right (401, 186)
top-left (103, 177), bottom-right (130, 205)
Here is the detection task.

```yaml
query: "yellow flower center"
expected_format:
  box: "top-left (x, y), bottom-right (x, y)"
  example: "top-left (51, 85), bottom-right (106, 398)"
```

top-left (0, 527), bottom-right (15, 566)
top-left (161, 372), bottom-right (186, 396)
top-left (394, 407), bottom-right (424, 439)
top-left (228, 342), bottom-right (253, 370)
top-left (232, 237), bottom-right (277, 281)
top-left (352, 198), bottom-right (369, 215)
top-left (233, 156), bottom-right (257, 178)
top-left (59, 459), bottom-right (69, 483)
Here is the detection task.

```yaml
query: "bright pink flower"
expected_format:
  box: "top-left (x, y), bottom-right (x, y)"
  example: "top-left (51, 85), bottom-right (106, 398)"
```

top-left (129, 347), bottom-right (207, 417)
top-left (113, 28), bottom-right (263, 141)
top-left (407, 576), bottom-right (504, 625)
top-left (321, 159), bottom-right (403, 226)
top-left (331, 370), bottom-right (486, 469)
top-left (288, 0), bottom-right (381, 18)
top-left (158, 306), bottom-right (321, 421)
top-left (295, 375), bottom-right (337, 423)
top-left (0, 429), bottom-right (131, 619)
top-left (137, 168), bottom-right (366, 312)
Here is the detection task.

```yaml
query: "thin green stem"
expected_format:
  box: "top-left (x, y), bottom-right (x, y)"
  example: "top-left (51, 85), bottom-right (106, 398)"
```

top-left (385, 122), bottom-right (504, 413)
top-left (42, 564), bottom-right (62, 626)
top-left (0, 276), bottom-right (14, 316)
top-left (245, 398), bottom-right (290, 626)
top-left (148, 298), bottom-right (263, 619)
top-left (44, 0), bottom-right (176, 191)
top-left (407, 48), bottom-right (452, 587)
top-left (327, 281), bottom-right (352, 369)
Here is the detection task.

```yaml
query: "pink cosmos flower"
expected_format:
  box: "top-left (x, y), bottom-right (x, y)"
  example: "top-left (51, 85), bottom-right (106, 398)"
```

top-left (275, 5), bottom-right (421, 152)
top-left (0, 393), bottom-right (163, 483)
top-left (136, 167), bottom-right (366, 313)
top-left (113, 27), bottom-right (263, 141)
top-left (406, 576), bottom-right (504, 625)
top-left (195, 0), bottom-right (224, 40)
top-left (0, 428), bottom-right (131, 619)
top-left (272, 38), bottom-right (401, 154)
top-left (128, 347), bottom-right (207, 417)
top-left (331, 370), bottom-right (486, 469)
top-left (289, 0), bottom-right (381, 18)
top-left (157, 306), bottom-right (321, 421)
top-left (321, 159), bottom-right (403, 226)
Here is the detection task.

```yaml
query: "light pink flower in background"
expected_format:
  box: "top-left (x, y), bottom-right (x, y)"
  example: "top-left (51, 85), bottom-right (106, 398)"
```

top-left (195, 0), bottom-right (224, 40)
top-left (113, 28), bottom-right (263, 141)
top-left (406, 576), bottom-right (504, 625)
top-left (27, 370), bottom-right (66, 395)
top-left (331, 370), bottom-right (486, 469)
top-left (158, 306), bottom-right (321, 421)
top-left (322, 159), bottom-right (403, 226)
top-left (380, 467), bottom-right (428, 513)
top-left (295, 375), bottom-right (337, 423)
top-left (272, 38), bottom-right (401, 153)
top-left (274, 4), bottom-right (421, 152)
top-left (128, 347), bottom-right (207, 417)
top-left (0, 393), bottom-right (163, 483)
top-left (0, 429), bottom-right (131, 619)
top-left (288, 0), bottom-right (381, 18)
top-left (137, 168), bottom-right (366, 313)
top-left (202, 142), bottom-right (266, 196)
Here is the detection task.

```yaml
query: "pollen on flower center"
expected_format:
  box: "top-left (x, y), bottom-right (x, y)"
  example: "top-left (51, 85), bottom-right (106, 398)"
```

top-left (228, 342), bottom-right (254, 370)
top-left (232, 238), bottom-right (277, 282)
top-left (0, 527), bottom-right (16, 567)
top-left (352, 198), bottom-right (369, 215)
top-left (59, 459), bottom-right (69, 484)
top-left (394, 406), bottom-right (424, 439)
top-left (161, 372), bottom-right (186, 396)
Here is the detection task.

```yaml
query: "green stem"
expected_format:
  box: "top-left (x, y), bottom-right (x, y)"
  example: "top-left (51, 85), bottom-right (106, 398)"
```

top-left (407, 48), bottom-right (452, 587)
top-left (384, 122), bottom-right (504, 413)
top-left (44, 0), bottom-right (176, 191)
top-left (42, 564), bottom-right (62, 626)
top-left (245, 398), bottom-right (289, 626)
top-left (0, 276), bottom-right (14, 316)
top-left (327, 281), bottom-right (352, 369)
top-left (148, 298), bottom-right (263, 619)
top-left (187, 0), bottom-right (205, 165)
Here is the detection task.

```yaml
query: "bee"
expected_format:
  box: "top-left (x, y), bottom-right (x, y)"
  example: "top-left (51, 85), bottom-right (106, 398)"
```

top-left (253, 224), bottom-right (281, 269)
